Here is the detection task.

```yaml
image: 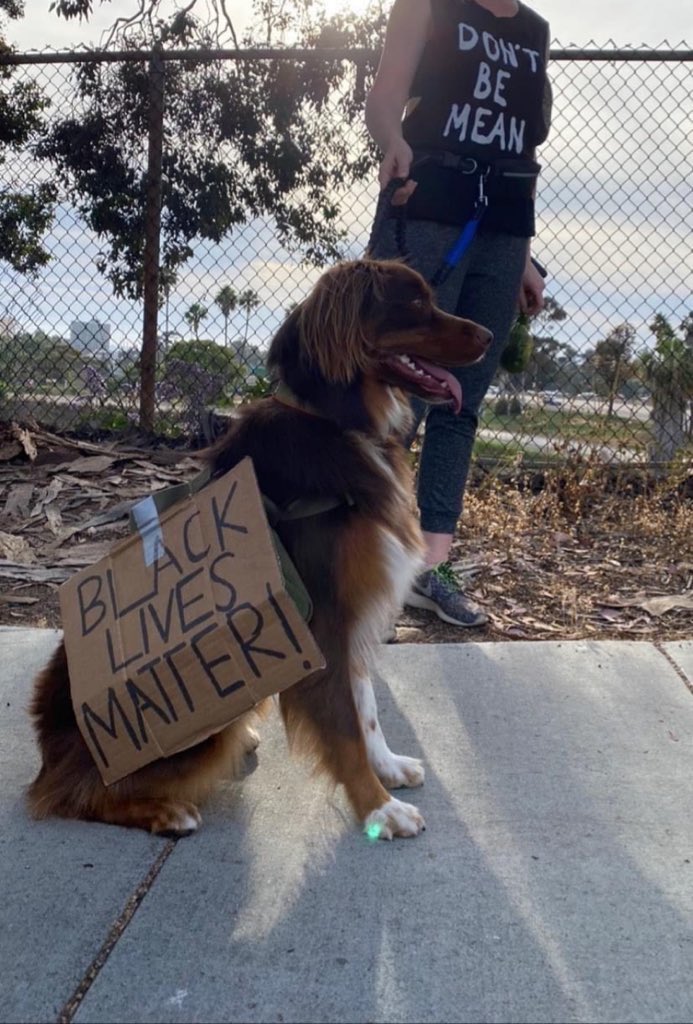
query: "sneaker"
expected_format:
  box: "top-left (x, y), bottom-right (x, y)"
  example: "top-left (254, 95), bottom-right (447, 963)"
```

top-left (406, 562), bottom-right (488, 628)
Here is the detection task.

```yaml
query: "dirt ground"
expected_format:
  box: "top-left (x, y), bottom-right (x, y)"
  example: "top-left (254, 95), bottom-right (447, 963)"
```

top-left (0, 421), bottom-right (691, 643)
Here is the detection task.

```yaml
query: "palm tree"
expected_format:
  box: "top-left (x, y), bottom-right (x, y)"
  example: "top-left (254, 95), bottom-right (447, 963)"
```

top-left (237, 288), bottom-right (260, 366)
top-left (640, 313), bottom-right (693, 463)
top-left (215, 284), bottom-right (237, 348)
top-left (184, 302), bottom-right (208, 342)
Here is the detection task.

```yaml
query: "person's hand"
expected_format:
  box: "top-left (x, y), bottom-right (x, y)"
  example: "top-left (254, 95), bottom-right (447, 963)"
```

top-left (518, 254), bottom-right (545, 316)
top-left (378, 137), bottom-right (417, 206)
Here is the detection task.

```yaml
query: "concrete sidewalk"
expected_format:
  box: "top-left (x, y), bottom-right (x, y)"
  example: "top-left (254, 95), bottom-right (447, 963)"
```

top-left (2, 627), bottom-right (692, 1024)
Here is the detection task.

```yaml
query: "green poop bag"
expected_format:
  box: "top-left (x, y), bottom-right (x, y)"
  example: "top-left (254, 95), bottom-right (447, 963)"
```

top-left (500, 313), bottom-right (534, 374)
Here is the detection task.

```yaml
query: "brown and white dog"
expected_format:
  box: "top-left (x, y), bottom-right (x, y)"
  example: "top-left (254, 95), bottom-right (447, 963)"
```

top-left (28, 259), bottom-right (491, 840)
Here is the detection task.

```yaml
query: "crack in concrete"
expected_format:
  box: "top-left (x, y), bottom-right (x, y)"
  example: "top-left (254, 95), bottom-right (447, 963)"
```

top-left (654, 642), bottom-right (693, 697)
top-left (56, 839), bottom-right (176, 1024)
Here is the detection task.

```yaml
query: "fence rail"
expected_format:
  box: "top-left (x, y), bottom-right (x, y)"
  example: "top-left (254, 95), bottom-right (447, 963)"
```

top-left (3, 45), bottom-right (693, 63)
top-left (1, 44), bottom-right (691, 468)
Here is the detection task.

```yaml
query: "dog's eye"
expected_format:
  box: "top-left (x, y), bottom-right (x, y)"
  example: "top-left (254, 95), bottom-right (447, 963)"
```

top-left (409, 297), bottom-right (431, 317)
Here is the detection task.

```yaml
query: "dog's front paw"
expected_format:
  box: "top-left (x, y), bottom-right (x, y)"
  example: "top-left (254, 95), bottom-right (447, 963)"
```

top-left (152, 801), bottom-right (202, 837)
top-left (363, 798), bottom-right (426, 840)
top-left (375, 753), bottom-right (425, 790)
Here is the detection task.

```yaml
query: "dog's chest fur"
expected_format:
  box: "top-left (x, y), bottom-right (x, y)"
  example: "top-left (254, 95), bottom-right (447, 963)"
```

top-left (350, 431), bottom-right (425, 655)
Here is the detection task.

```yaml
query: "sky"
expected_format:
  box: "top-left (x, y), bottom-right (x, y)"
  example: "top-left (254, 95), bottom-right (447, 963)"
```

top-left (7, 0), bottom-right (692, 52)
top-left (2, 1), bottom-right (692, 359)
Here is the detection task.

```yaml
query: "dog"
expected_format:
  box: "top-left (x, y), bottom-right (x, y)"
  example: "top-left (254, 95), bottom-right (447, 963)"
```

top-left (28, 259), bottom-right (491, 840)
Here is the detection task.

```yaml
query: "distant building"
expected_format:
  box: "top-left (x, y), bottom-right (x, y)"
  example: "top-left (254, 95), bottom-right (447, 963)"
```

top-left (70, 319), bottom-right (111, 356)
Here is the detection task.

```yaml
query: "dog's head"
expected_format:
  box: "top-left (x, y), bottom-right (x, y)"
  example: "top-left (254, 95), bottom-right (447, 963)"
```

top-left (268, 259), bottom-right (492, 431)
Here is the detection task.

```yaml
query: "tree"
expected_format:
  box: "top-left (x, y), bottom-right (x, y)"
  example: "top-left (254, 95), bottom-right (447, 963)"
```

top-left (0, 329), bottom-right (91, 389)
top-left (519, 296), bottom-right (570, 392)
top-left (184, 302), bottom-right (208, 342)
top-left (215, 285), bottom-right (237, 348)
top-left (587, 323), bottom-right (636, 417)
top-left (529, 295), bottom-right (568, 335)
top-left (0, 1), bottom-right (56, 272)
top-left (49, 0), bottom-right (388, 52)
top-left (163, 338), bottom-right (240, 405)
top-left (36, 0), bottom-right (387, 299)
top-left (237, 288), bottom-right (260, 362)
top-left (158, 265), bottom-right (178, 348)
top-left (639, 312), bottom-right (693, 463)
top-left (165, 338), bottom-right (239, 376)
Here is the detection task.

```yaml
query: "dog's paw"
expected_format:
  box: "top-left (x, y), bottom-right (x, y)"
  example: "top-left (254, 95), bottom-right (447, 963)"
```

top-left (375, 753), bottom-right (425, 790)
top-left (363, 798), bottom-right (426, 840)
top-left (243, 725), bottom-right (261, 754)
top-left (151, 801), bottom-right (202, 837)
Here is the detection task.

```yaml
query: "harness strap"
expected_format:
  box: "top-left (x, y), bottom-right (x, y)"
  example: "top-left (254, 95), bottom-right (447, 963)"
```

top-left (127, 462), bottom-right (348, 627)
top-left (270, 383), bottom-right (355, 519)
top-left (148, 464), bottom-right (351, 526)
top-left (127, 465), bottom-right (212, 525)
top-left (263, 492), bottom-right (354, 525)
top-left (272, 380), bottom-right (325, 418)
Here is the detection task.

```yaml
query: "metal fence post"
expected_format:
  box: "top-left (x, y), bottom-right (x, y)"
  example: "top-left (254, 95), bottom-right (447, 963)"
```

top-left (139, 43), bottom-right (165, 433)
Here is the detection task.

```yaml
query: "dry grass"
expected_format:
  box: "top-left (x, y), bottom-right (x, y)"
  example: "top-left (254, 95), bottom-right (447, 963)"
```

top-left (0, 421), bottom-right (690, 643)
top-left (396, 454), bottom-right (693, 643)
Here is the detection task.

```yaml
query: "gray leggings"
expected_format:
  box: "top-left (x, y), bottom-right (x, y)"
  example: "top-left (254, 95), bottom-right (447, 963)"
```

top-left (371, 220), bottom-right (527, 534)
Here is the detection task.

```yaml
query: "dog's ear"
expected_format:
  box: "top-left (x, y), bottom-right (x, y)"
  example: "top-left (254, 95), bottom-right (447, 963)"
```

top-left (267, 298), bottom-right (371, 432)
top-left (298, 262), bottom-right (381, 384)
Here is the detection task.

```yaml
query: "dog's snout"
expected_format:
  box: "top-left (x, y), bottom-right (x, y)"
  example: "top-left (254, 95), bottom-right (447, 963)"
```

top-left (478, 326), bottom-right (493, 348)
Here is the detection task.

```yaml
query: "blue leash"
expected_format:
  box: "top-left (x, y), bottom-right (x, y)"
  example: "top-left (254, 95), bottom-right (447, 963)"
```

top-left (430, 168), bottom-right (489, 287)
top-left (367, 167), bottom-right (489, 289)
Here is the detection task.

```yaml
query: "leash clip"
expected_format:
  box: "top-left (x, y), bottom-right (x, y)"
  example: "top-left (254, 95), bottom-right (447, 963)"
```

top-left (477, 166), bottom-right (490, 209)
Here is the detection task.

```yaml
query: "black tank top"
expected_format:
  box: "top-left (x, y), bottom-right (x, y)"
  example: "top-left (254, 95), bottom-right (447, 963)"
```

top-left (400, 0), bottom-right (551, 236)
top-left (404, 0), bottom-right (551, 161)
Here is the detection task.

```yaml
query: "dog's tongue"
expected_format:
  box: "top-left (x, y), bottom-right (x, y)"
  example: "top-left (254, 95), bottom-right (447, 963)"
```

top-left (416, 358), bottom-right (463, 414)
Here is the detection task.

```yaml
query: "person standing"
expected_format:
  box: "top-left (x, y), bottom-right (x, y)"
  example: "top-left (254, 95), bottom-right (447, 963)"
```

top-left (366, 0), bottom-right (552, 627)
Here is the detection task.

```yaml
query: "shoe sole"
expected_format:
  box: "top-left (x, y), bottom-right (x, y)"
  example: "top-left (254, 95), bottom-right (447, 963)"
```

top-left (406, 591), bottom-right (488, 628)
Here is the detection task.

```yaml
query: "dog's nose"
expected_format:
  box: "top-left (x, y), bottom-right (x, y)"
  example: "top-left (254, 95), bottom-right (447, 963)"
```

top-left (479, 326), bottom-right (493, 348)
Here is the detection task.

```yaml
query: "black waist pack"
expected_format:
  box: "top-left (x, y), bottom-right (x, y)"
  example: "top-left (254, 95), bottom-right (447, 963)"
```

top-left (394, 154), bottom-right (540, 235)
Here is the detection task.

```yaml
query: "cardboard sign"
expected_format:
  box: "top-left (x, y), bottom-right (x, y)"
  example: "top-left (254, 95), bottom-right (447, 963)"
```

top-left (60, 457), bottom-right (325, 785)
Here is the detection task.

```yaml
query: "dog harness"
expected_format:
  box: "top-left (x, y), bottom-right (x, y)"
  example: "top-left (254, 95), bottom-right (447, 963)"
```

top-left (127, 387), bottom-right (356, 624)
top-left (126, 470), bottom-right (317, 625)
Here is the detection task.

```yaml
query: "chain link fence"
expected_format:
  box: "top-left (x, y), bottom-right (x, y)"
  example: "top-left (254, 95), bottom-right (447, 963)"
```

top-left (1, 44), bottom-right (691, 468)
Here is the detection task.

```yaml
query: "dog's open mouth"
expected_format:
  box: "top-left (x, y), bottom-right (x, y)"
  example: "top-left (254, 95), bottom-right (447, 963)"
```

top-left (381, 354), bottom-right (463, 414)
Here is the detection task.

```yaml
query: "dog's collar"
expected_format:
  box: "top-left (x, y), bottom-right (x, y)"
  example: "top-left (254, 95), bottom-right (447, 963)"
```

top-left (272, 381), bottom-right (326, 419)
